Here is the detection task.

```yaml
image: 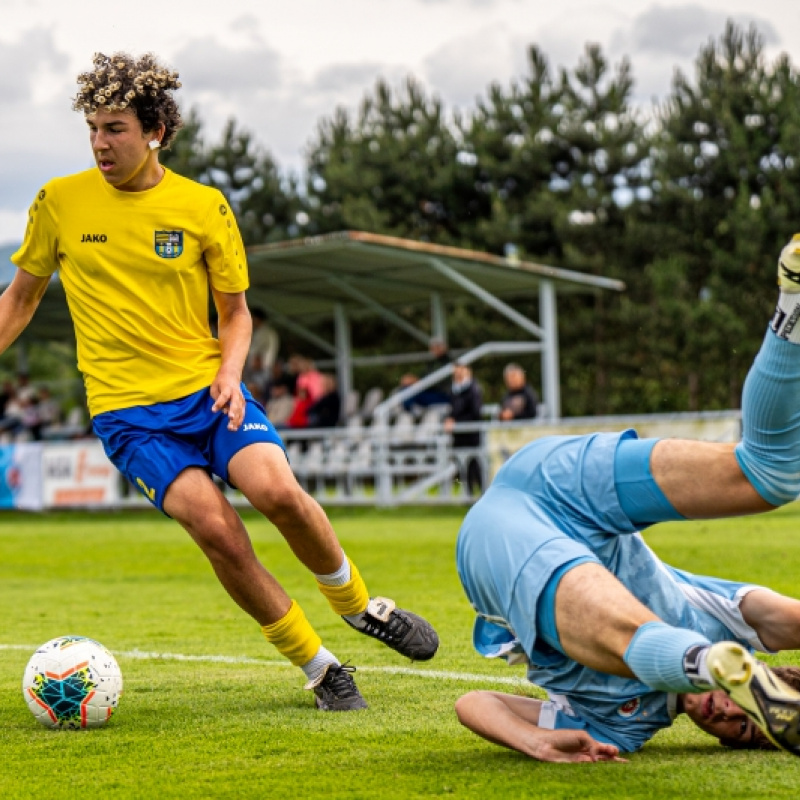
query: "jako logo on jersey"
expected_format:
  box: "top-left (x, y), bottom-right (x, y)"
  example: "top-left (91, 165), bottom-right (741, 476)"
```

top-left (617, 698), bottom-right (641, 718)
top-left (242, 423), bottom-right (270, 433)
top-left (81, 233), bottom-right (107, 243)
top-left (154, 230), bottom-right (184, 258)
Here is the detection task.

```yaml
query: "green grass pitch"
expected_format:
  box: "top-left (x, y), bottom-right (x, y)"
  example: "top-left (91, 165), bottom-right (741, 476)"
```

top-left (3, 505), bottom-right (800, 798)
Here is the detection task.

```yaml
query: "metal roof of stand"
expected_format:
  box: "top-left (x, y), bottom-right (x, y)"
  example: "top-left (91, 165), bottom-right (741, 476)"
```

top-left (3, 230), bottom-right (626, 420)
top-left (245, 231), bottom-right (625, 421)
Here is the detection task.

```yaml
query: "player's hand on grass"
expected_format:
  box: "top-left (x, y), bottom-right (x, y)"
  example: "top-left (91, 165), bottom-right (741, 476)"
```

top-left (211, 368), bottom-right (245, 431)
top-left (533, 730), bottom-right (627, 763)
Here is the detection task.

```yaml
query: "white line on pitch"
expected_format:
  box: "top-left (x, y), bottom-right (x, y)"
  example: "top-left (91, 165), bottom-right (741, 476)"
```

top-left (0, 643), bottom-right (527, 686)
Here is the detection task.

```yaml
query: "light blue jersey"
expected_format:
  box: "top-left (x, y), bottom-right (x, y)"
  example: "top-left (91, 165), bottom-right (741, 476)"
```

top-left (457, 431), bottom-right (769, 753)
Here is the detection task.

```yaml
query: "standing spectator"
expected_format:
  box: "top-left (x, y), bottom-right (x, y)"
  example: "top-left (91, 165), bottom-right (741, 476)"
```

top-left (244, 307), bottom-right (279, 390)
top-left (0, 379), bottom-right (14, 414)
top-left (499, 363), bottom-right (539, 421)
top-left (307, 373), bottom-right (341, 429)
top-left (0, 385), bottom-right (23, 436)
top-left (444, 363), bottom-right (484, 493)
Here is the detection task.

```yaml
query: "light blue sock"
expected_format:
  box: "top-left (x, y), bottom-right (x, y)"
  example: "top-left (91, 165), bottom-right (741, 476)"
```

top-left (735, 327), bottom-right (800, 506)
top-left (623, 621), bottom-right (710, 693)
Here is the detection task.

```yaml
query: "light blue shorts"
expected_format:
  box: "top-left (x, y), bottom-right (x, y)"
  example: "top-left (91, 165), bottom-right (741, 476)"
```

top-left (93, 384), bottom-right (285, 513)
top-left (456, 431), bottom-right (762, 667)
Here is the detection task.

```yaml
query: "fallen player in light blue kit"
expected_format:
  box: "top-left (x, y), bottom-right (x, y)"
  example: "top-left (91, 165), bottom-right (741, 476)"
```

top-left (455, 237), bottom-right (800, 761)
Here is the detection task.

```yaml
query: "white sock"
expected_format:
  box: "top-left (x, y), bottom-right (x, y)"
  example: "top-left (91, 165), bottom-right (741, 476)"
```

top-left (771, 291), bottom-right (800, 344)
top-left (301, 646), bottom-right (339, 683)
top-left (314, 554), bottom-right (351, 587)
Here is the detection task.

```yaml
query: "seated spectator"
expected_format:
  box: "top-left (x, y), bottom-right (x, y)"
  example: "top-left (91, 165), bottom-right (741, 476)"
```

top-left (307, 373), bottom-right (341, 428)
top-left (266, 382), bottom-right (296, 427)
top-left (292, 355), bottom-right (324, 404)
top-left (400, 338), bottom-right (452, 411)
top-left (444, 363), bottom-right (484, 493)
top-left (37, 386), bottom-right (61, 428)
top-left (264, 358), bottom-right (295, 399)
top-left (19, 391), bottom-right (42, 440)
top-left (286, 386), bottom-right (314, 429)
top-left (499, 363), bottom-right (539, 421)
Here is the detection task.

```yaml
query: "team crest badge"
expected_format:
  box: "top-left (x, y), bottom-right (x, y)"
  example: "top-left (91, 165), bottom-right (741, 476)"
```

top-left (617, 697), bottom-right (641, 718)
top-left (154, 230), bottom-right (184, 258)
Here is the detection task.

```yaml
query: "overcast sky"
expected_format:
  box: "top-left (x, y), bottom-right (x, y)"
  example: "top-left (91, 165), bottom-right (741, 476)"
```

top-left (0, 0), bottom-right (796, 245)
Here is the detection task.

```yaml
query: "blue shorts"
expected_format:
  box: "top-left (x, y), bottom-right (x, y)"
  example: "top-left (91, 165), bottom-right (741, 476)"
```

top-left (92, 384), bottom-right (285, 513)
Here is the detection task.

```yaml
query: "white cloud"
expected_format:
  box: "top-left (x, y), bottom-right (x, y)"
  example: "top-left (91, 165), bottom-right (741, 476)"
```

top-left (0, 28), bottom-right (70, 104)
top-left (611, 4), bottom-right (779, 58)
top-left (0, 0), bottom-right (798, 226)
top-left (0, 210), bottom-right (29, 247)
top-left (173, 38), bottom-right (283, 95)
top-left (424, 24), bottom-right (518, 107)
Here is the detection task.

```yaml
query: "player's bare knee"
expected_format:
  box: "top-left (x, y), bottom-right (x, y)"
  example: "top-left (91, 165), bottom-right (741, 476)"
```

top-left (255, 480), bottom-right (308, 524)
top-left (735, 440), bottom-right (800, 507)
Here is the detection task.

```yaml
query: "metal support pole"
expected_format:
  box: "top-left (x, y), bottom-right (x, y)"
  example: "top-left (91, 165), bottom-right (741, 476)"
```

top-left (16, 340), bottom-right (28, 375)
top-left (539, 279), bottom-right (560, 420)
top-left (427, 258), bottom-right (544, 338)
top-left (333, 304), bottom-right (352, 424)
top-left (431, 293), bottom-right (447, 344)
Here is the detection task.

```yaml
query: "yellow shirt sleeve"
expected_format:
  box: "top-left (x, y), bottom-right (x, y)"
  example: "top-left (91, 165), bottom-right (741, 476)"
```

top-left (202, 192), bottom-right (249, 294)
top-left (11, 181), bottom-right (60, 277)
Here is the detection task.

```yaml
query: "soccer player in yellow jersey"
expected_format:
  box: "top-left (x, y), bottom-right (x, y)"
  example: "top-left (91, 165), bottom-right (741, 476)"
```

top-left (3, 52), bottom-right (438, 711)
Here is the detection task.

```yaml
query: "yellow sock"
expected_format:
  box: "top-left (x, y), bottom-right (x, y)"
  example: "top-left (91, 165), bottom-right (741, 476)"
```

top-left (316, 557), bottom-right (369, 617)
top-left (260, 600), bottom-right (322, 667)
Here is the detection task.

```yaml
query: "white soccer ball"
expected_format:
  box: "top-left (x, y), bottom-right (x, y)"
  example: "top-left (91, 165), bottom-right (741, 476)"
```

top-left (22, 636), bottom-right (123, 729)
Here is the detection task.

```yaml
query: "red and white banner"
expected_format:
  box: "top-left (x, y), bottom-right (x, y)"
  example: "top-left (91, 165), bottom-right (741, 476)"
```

top-left (41, 441), bottom-right (120, 508)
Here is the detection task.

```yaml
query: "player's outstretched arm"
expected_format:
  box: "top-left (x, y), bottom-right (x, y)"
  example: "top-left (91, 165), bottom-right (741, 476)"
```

top-left (0, 268), bottom-right (51, 356)
top-left (454, 691), bottom-right (626, 763)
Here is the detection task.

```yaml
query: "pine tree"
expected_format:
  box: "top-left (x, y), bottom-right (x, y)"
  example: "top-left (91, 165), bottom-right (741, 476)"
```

top-left (304, 77), bottom-right (483, 244)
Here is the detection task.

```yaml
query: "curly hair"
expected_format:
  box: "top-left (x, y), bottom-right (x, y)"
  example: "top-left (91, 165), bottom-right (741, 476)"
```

top-left (72, 52), bottom-right (183, 149)
top-left (720, 665), bottom-right (800, 751)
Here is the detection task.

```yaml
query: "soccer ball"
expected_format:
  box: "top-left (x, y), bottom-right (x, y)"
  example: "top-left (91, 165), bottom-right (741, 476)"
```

top-left (22, 636), bottom-right (123, 729)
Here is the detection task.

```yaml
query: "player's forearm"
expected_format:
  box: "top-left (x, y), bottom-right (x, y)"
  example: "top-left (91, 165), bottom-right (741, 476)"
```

top-left (0, 274), bottom-right (48, 355)
top-left (216, 306), bottom-right (252, 381)
top-left (454, 691), bottom-right (547, 758)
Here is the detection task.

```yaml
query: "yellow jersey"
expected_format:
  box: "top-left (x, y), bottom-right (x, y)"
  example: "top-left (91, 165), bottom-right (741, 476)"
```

top-left (11, 168), bottom-right (249, 417)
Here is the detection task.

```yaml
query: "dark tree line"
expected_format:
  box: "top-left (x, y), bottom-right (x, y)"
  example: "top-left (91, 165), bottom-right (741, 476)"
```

top-left (162, 22), bottom-right (800, 414)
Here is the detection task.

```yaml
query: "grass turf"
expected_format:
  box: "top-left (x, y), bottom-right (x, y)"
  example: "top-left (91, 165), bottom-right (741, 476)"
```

top-left (2, 505), bottom-right (800, 798)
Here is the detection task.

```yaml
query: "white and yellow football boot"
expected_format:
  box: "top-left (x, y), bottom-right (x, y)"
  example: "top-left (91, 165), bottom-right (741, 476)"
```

top-left (708, 641), bottom-right (800, 757)
top-left (771, 235), bottom-right (800, 341)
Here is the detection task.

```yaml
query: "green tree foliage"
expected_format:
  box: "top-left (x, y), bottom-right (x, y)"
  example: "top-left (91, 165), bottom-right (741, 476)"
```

top-left (453, 44), bottom-right (648, 414)
top-left (159, 107), bottom-right (207, 181)
top-left (162, 114), bottom-right (300, 245)
top-left (457, 45), bottom-right (566, 259)
top-left (304, 77), bottom-right (485, 243)
top-left (641, 22), bottom-right (800, 410)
